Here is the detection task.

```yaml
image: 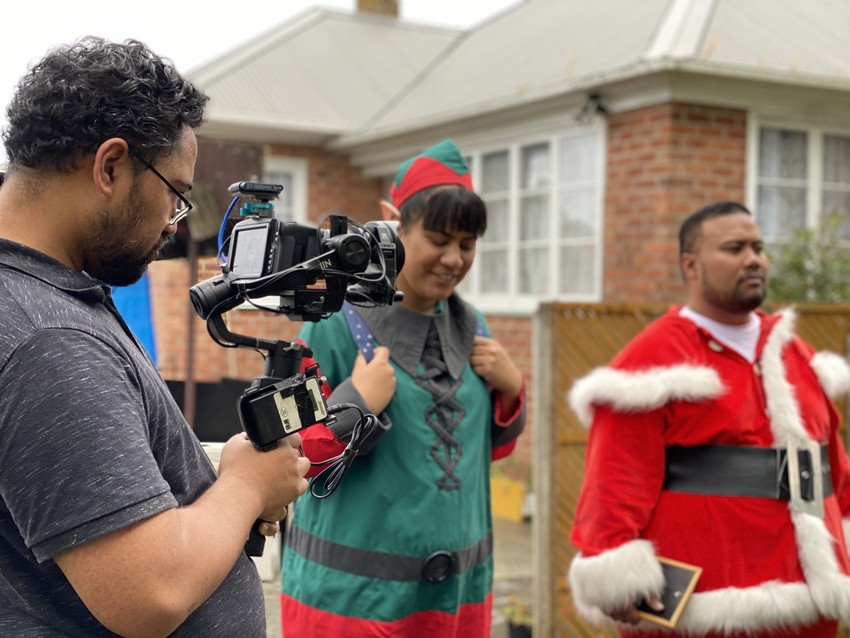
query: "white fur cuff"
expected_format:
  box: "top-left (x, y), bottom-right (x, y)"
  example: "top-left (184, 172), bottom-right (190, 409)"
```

top-left (568, 540), bottom-right (664, 624)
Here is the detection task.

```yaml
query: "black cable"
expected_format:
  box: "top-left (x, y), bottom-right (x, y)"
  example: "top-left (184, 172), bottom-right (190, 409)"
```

top-left (306, 402), bottom-right (381, 499)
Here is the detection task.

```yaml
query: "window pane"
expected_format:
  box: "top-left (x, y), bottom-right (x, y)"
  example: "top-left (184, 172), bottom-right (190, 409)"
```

top-left (823, 135), bottom-right (850, 184)
top-left (759, 129), bottom-right (807, 179)
top-left (560, 188), bottom-right (598, 237)
top-left (822, 192), bottom-right (850, 240)
top-left (521, 143), bottom-right (550, 189)
top-left (519, 246), bottom-right (549, 294)
top-left (481, 151), bottom-right (509, 194)
top-left (479, 249), bottom-right (509, 293)
top-left (560, 133), bottom-right (599, 182)
top-left (757, 185), bottom-right (806, 239)
top-left (520, 194), bottom-right (549, 241)
top-left (482, 197), bottom-right (510, 243)
top-left (560, 244), bottom-right (596, 295)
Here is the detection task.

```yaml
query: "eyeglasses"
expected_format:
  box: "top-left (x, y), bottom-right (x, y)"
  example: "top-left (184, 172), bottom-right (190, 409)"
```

top-left (134, 155), bottom-right (193, 225)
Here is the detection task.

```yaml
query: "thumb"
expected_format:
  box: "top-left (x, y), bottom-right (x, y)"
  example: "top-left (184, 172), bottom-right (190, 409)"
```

top-left (371, 346), bottom-right (391, 363)
top-left (352, 351), bottom-right (368, 372)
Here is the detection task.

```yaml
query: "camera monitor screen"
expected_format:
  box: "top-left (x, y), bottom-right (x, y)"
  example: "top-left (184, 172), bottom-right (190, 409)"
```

top-left (231, 226), bottom-right (270, 279)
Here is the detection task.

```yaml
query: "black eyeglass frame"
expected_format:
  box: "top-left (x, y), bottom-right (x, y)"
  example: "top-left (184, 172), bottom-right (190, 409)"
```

top-left (132, 153), bottom-right (193, 225)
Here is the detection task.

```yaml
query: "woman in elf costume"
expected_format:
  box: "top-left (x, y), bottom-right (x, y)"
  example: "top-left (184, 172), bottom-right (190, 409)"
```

top-left (280, 139), bottom-right (526, 637)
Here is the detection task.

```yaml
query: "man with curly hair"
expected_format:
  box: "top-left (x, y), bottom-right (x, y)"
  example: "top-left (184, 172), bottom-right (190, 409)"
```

top-left (0, 37), bottom-right (310, 637)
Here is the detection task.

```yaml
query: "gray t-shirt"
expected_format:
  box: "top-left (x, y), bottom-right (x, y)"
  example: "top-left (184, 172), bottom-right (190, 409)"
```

top-left (0, 239), bottom-right (265, 637)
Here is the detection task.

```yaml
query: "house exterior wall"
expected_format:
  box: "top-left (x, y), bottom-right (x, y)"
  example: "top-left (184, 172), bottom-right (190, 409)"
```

top-left (604, 102), bottom-right (748, 303)
top-left (147, 99), bottom-right (746, 485)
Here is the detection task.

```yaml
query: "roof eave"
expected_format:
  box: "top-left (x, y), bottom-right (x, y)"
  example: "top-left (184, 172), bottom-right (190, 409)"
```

top-left (197, 115), bottom-right (344, 146)
top-left (333, 57), bottom-right (850, 148)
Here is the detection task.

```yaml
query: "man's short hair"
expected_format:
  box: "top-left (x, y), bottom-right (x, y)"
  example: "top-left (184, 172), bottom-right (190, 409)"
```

top-left (679, 201), bottom-right (752, 256)
top-left (2, 37), bottom-right (209, 172)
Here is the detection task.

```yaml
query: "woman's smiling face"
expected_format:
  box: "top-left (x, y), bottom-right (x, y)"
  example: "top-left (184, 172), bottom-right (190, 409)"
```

top-left (395, 217), bottom-right (477, 314)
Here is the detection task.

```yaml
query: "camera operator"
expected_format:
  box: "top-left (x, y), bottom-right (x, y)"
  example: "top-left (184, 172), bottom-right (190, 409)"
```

top-left (0, 37), bottom-right (309, 637)
top-left (280, 139), bottom-right (527, 637)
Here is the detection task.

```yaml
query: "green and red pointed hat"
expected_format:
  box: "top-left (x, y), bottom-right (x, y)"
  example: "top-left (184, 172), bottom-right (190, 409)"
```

top-left (389, 138), bottom-right (473, 208)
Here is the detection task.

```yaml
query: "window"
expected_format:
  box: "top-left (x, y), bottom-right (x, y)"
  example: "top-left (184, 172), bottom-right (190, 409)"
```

top-left (263, 156), bottom-right (308, 223)
top-left (459, 130), bottom-right (604, 312)
top-left (755, 126), bottom-right (850, 241)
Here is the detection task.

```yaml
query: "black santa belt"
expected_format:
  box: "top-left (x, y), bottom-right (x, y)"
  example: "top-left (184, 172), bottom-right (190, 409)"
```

top-left (664, 442), bottom-right (832, 516)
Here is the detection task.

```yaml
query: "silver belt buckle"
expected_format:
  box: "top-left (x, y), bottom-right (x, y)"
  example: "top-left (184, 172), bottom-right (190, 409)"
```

top-left (786, 438), bottom-right (824, 517)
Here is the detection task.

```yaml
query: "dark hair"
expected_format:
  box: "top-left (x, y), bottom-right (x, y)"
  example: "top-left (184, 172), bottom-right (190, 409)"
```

top-left (2, 37), bottom-right (209, 172)
top-left (398, 185), bottom-right (487, 237)
top-left (679, 201), bottom-right (751, 255)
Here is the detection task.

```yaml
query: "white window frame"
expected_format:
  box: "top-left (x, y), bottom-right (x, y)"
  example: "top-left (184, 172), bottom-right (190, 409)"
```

top-left (263, 156), bottom-right (308, 224)
top-left (461, 127), bottom-right (606, 315)
top-left (748, 114), bottom-right (850, 239)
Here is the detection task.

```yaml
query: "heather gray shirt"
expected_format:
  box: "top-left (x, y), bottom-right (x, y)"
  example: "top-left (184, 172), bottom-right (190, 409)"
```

top-left (0, 239), bottom-right (265, 637)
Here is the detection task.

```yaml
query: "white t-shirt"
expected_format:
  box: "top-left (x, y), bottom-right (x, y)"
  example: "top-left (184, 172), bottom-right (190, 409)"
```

top-left (680, 306), bottom-right (761, 363)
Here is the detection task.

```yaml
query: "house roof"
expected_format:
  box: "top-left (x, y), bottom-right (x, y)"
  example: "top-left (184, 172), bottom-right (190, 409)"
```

top-left (191, 0), bottom-right (850, 146)
top-left (187, 6), bottom-right (462, 144)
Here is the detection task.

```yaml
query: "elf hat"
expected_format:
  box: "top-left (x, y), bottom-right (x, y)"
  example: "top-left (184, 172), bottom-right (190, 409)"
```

top-left (389, 139), bottom-right (473, 208)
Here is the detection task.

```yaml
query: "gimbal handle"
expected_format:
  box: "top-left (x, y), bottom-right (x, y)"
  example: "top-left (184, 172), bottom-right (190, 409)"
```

top-left (206, 310), bottom-right (311, 556)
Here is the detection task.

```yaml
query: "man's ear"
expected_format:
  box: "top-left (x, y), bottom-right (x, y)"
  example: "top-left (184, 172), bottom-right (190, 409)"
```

top-left (680, 253), bottom-right (696, 283)
top-left (380, 200), bottom-right (401, 222)
top-left (92, 137), bottom-right (131, 198)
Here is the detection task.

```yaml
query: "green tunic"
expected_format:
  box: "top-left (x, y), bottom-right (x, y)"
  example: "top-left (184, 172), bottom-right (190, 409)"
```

top-left (281, 296), bottom-right (514, 635)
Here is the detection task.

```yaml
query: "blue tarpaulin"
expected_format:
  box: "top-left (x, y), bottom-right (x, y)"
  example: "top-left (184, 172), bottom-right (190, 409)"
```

top-left (111, 272), bottom-right (158, 365)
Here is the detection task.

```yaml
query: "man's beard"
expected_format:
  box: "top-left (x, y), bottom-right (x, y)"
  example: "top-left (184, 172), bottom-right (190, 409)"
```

top-left (89, 186), bottom-right (167, 286)
top-left (96, 237), bottom-right (167, 286)
top-left (724, 279), bottom-right (767, 313)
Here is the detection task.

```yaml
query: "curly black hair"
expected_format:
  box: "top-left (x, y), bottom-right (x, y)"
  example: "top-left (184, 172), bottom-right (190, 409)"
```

top-left (2, 36), bottom-right (209, 172)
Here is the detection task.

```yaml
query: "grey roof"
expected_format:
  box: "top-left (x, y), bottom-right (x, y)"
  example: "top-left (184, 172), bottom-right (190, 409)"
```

top-left (345, 0), bottom-right (850, 142)
top-left (191, 0), bottom-right (850, 145)
top-left (188, 7), bottom-right (461, 143)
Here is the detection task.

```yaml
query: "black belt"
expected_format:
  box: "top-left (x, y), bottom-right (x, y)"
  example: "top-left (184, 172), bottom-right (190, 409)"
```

top-left (287, 524), bottom-right (492, 584)
top-left (664, 443), bottom-right (832, 501)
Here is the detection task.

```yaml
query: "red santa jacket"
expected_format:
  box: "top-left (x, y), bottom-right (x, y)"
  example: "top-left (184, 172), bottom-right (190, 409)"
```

top-left (568, 307), bottom-right (850, 635)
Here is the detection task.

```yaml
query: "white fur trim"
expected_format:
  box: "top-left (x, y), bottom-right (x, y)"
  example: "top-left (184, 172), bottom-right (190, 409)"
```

top-left (567, 365), bottom-right (725, 427)
top-left (790, 510), bottom-right (850, 621)
top-left (569, 540), bottom-right (850, 633)
top-left (759, 308), bottom-right (806, 446)
top-left (844, 518), bottom-right (850, 557)
top-left (674, 582), bottom-right (821, 634)
top-left (811, 351), bottom-right (850, 398)
top-left (568, 540), bottom-right (664, 624)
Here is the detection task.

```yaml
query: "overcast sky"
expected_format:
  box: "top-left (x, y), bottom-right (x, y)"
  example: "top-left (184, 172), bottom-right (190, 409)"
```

top-left (0, 0), bottom-right (521, 161)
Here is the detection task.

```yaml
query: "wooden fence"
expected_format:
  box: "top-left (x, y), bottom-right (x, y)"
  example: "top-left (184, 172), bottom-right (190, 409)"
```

top-left (532, 303), bottom-right (850, 637)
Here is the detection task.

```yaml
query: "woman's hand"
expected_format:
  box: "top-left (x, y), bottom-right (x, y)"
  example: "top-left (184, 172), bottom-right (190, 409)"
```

top-left (470, 336), bottom-right (523, 400)
top-left (351, 346), bottom-right (396, 414)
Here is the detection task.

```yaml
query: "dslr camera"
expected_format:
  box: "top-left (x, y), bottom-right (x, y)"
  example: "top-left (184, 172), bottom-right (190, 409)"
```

top-left (190, 181), bottom-right (404, 322)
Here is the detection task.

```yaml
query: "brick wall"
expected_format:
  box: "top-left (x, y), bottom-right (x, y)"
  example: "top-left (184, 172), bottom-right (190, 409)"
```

top-left (487, 315), bottom-right (535, 483)
top-left (267, 143), bottom-right (385, 225)
top-left (604, 102), bottom-right (747, 303)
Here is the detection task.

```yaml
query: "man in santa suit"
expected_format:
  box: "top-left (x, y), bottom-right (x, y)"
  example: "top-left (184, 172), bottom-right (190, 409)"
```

top-left (568, 201), bottom-right (850, 637)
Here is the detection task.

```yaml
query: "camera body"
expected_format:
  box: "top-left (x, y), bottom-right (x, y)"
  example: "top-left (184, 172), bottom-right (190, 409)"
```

top-left (189, 181), bottom-right (404, 322)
